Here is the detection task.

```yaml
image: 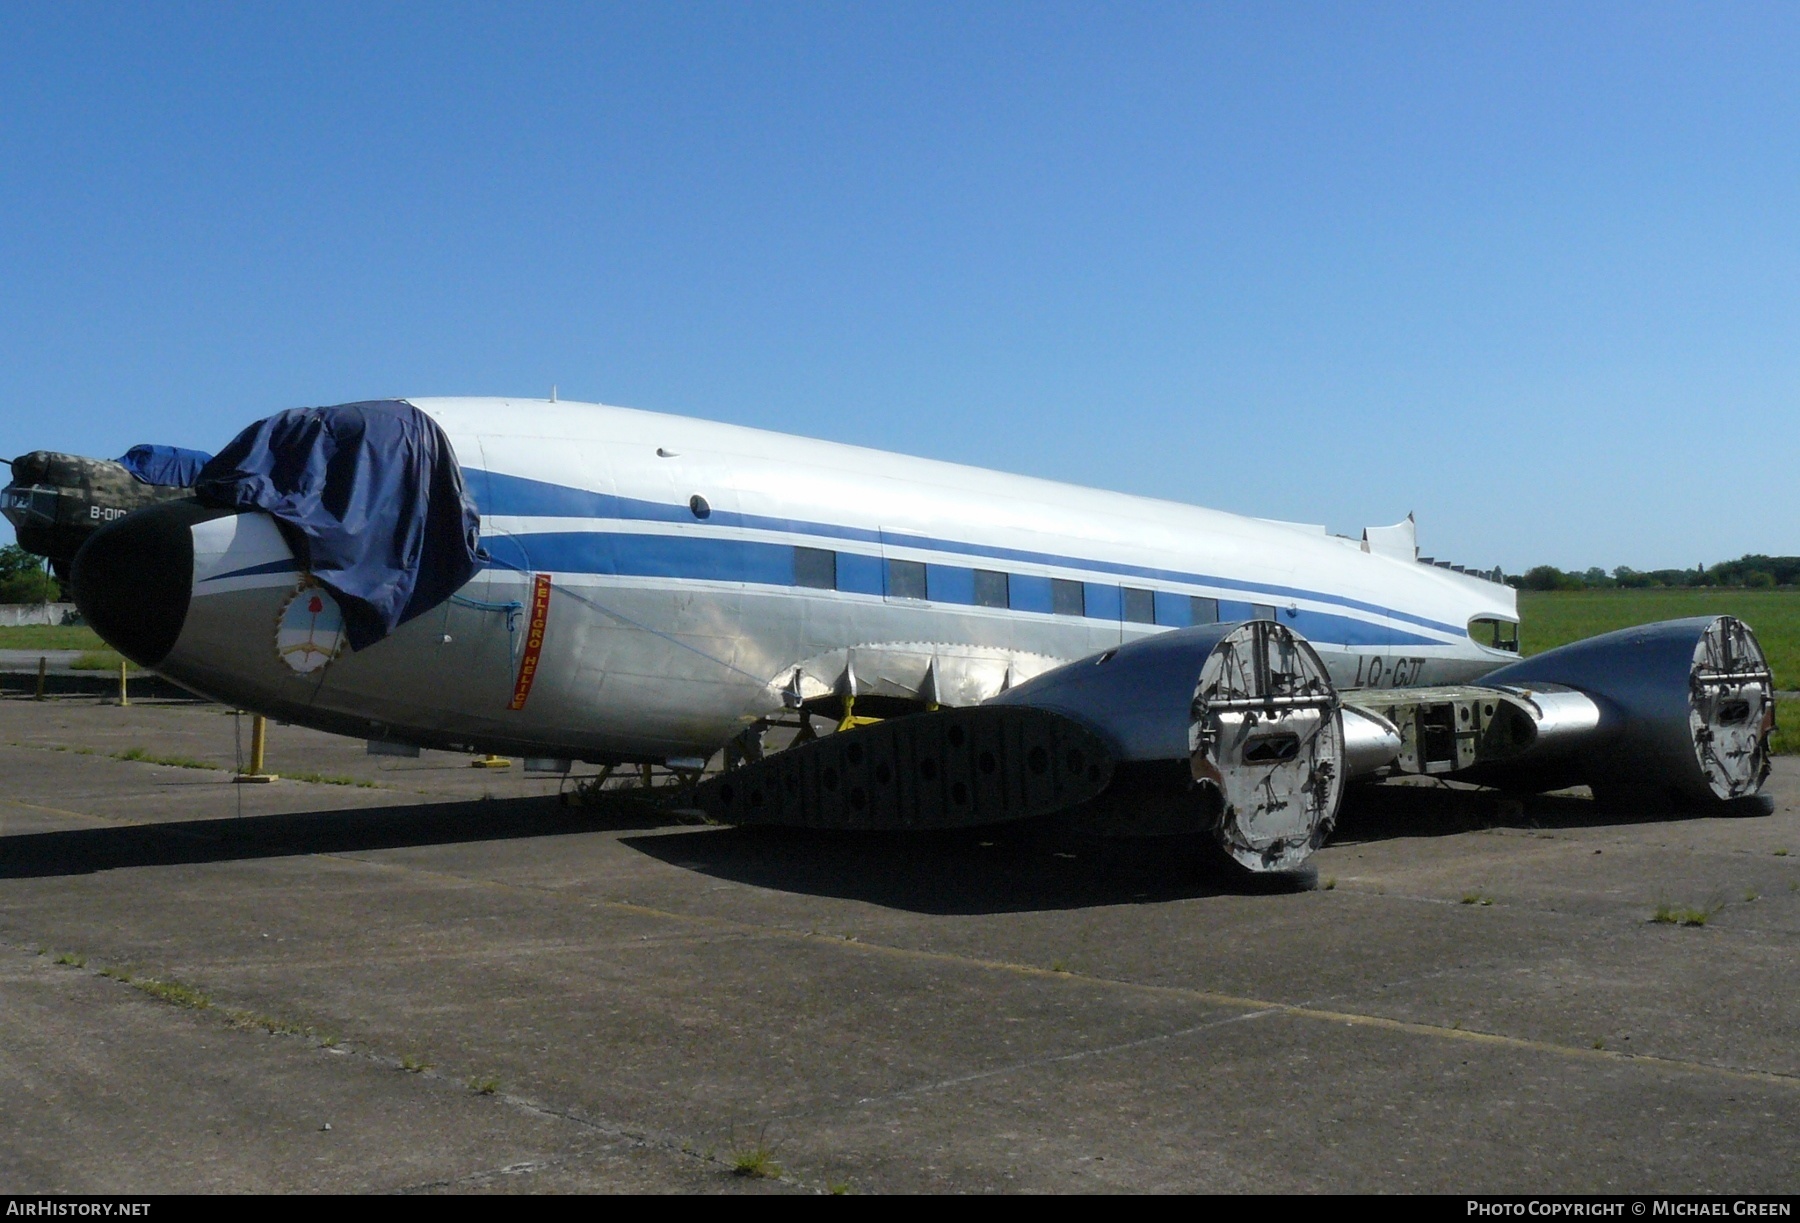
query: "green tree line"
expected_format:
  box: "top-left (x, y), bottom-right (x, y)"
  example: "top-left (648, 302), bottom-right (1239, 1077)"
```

top-left (1513, 555), bottom-right (1800, 591)
top-left (0, 544), bottom-right (62, 604)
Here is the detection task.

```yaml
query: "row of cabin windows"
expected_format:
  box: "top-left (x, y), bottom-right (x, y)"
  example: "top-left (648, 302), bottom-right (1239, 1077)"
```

top-left (793, 546), bottom-right (1277, 625)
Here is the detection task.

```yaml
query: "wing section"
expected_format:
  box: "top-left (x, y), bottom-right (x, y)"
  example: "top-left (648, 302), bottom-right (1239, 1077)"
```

top-left (699, 621), bottom-right (1351, 874)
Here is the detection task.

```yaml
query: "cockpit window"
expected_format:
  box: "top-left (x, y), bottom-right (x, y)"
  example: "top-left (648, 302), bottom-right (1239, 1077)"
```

top-left (1469, 617), bottom-right (1519, 652)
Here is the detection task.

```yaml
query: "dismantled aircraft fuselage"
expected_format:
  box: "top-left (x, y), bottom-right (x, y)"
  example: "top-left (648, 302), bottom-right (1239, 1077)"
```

top-left (59, 398), bottom-right (1776, 872)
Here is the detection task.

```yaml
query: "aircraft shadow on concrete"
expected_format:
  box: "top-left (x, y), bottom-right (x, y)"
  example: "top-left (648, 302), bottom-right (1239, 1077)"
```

top-left (0, 789), bottom-right (1280, 911)
top-left (622, 823), bottom-right (1299, 915)
top-left (0, 783), bottom-right (1765, 914)
top-left (0, 794), bottom-right (668, 881)
top-left (1332, 780), bottom-right (1775, 846)
top-left (620, 781), bottom-right (1772, 915)
top-left (0, 787), bottom-right (1282, 910)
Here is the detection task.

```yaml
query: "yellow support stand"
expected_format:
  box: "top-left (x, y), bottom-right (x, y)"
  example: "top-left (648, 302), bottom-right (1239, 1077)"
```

top-left (117, 660), bottom-right (129, 707)
top-left (35, 656), bottom-right (46, 701)
top-left (471, 754), bottom-right (512, 769)
top-left (235, 714), bottom-right (278, 783)
top-left (835, 693), bottom-right (882, 733)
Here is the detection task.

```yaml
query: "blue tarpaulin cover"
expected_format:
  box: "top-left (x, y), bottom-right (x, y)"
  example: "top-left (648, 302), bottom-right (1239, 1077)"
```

top-left (193, 400), bottom-right (482, 651)
top-left (118, 444), bottom-right (214, 487)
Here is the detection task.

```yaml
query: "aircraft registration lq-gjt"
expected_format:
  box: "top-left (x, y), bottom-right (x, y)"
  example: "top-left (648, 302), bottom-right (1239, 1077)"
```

top-left (28, 398), bottom-right (1777, 875)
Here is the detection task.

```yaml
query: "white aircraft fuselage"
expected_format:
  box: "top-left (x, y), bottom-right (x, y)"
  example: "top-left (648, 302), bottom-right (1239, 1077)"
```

top-left (157, 397), bottom-right (1519, 764)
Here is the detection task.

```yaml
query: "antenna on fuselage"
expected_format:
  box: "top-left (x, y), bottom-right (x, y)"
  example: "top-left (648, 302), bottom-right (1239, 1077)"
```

top-left (549, 385), bottom-right (557, 403)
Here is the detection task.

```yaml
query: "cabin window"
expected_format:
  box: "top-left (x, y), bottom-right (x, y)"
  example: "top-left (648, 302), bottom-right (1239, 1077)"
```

top-left (1252, 603), bottom-right (1276, 621)
top-left (973, 569), bottom-right (1009, 609)
top-left (688, 494), bottom-right (711, 519)
top-left (1191, 596), bottom-right (1219, 625)
top-left (795, 547), bottom-right (836, 590)
top-left (1051, 578), bottom-right (1085, 616)
top-left (1123, 587), bottom-right (1155, 624)
top-left (886, 558), bottom-right (928, 600)
top-left (1469, 617), bottom-right (1520, 652)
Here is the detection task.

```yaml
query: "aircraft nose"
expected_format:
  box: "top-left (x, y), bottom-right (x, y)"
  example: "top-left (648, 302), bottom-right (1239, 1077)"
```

top-left (71, 500), bottom-right (232, 668)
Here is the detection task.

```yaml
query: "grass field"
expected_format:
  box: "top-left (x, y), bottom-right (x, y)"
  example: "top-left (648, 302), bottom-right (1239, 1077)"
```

top-left (71, 650), bottom-right (134, 671)
top-left (0, 624), bottom-right (106, 650)
top-left (1773, 699), bottom-right (1800, 756)
top-left (1519, 589), bottom-right (1800, 690)
top-left (0, 625), bottom-right (129, 670)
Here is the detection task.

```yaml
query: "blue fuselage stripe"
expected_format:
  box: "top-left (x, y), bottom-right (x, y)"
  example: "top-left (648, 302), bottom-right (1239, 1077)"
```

top-left (481, 528), bottom-right (1442, 648)
top-left (474, 469), bottom-right (1468, 637)
top-left (202, 558), bottom-right (300, 582)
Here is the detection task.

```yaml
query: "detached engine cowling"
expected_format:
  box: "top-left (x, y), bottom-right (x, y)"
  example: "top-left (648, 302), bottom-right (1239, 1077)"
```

top-left (1466, 615), bottom-right (1773, 803)
top-left (991, 621), bottom-right (1345, 872)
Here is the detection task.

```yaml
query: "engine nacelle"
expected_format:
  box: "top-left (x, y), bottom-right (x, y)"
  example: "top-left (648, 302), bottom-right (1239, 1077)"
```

top-left (1465, 615), bottom-right (1773, 803)
top-left (991, 620), bottom-right (1345, 872)
top-left (1351, 616), bottom-right (1774, 804)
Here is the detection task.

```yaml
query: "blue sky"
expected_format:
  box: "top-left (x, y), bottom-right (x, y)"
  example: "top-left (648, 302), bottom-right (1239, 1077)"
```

top-left (2, 3), bottom-right (1795, 571)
